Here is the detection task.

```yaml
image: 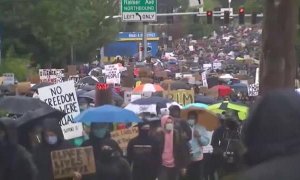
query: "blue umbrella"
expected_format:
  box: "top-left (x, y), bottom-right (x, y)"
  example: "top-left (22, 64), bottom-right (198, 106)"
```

top-left (74, 105), bottom-right (141, 123)
top-left (182, 103), bottom-right (208, 109)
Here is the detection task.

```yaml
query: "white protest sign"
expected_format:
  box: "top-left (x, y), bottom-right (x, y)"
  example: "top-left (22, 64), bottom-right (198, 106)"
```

top-left (189, 45), bottom-right (194, 51)
top-left (68, 75), bottom-right (80, 83)
top-left (201, 71), bottom-right (208, 87)
top-left (103, 64), bottom-right (121, 84)
top-left (39, 69), bottom-right (64, 83)
top-left (175, 73), bottom-right (183, 79)
top-left (38, 81), bottom-right (83, 140)
top-left (203, 64), bottom-right (212, 71)
top-left (3, 73), bottom-right (15, 85)
top-left (213, 62), bottom-right (222, 70)
top-left (124, 91), bottom-right (152, 105)
top-left (248, 84), bottom-right (259, 97)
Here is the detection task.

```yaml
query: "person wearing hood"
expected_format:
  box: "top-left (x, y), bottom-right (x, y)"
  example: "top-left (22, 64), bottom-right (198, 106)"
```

top-left (127, 123), bottom-right (161, 180)
top-left (0, 118), bottom-right (37, 180)
top-left (81, 122), bottom-right (122, 180)
top-left (158, 115), bottom-right (191, 180)
top-left (186, 111), bottom-right (210, 180)
top-left (33, 117), bottom-right (74, 180)
top-left (231, 90), bottom-right (300, 180)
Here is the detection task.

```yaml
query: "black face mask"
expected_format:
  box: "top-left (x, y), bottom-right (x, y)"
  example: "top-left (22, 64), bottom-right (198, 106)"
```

top-left (100, 149), bottom-right (115, 161)
top-left (139, 129), bottom-right (149, 137)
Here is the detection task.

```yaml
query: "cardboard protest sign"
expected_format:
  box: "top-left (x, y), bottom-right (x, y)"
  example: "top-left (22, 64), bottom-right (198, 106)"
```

top-left (38, 81), bottom-right (83, 140)
top-left (16, 82), bottom-right (31, 94)
top-left (163, 89), bottom-right (194, 106)
top-left (248, 84), bottom-right (259, 96)
top-left (51, 146), bottom-right (96, 179)
top-left (111, 127), bottom-right (139, 152)
top-left (39, 69), bottom-right (64, 83)
top-left (103, 64), bottom-right (121, 84)
top-left (67, 65), bottom-right (77, 76)
top-left (3, 73), bottom-right (15, 85)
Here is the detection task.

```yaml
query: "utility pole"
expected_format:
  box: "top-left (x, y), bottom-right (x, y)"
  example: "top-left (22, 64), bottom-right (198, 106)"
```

top-left (142, 22), bottom-right (148, 61)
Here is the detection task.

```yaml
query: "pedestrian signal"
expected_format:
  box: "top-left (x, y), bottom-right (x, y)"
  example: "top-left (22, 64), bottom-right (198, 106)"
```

top-left (207, 11), bottom-right (213, 24)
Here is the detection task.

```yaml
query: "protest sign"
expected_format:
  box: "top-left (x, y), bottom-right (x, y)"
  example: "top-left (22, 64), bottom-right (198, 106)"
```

top-left (111, 127), bottom-right (139, 152)
top-left (3, 73), bottom-right (15, 85)
top-left (201, 71), bottom-right (208, 87)
top-left (38, 81), bottom-right (83, 140)
top-left (175, 73), bottom-right (183, 79)
top-left (163, 89), bottom-right (194, 106)
top-left (39, 69), bottom-right (64, 83)
top-left (248, 84), bottom-right (259, 96)
top-left (16, 82), bottom-right (31, 94)
top-left (51, 146), bottom-right (96, 179)
top-left (212, 62), bottom-right (222, 70)
top-left (68, 75), bottom-right (80, 83)
top-left (124, 91), bottom-right (152, 105)
top-left (103, 64), bottom-right (121, 84)
top-left (203, 64), bottom-right (212, 71)
top-left (67, 65), bottom-right (77, 76)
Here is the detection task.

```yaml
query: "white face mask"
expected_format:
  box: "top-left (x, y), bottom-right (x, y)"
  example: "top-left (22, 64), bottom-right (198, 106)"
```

top-left (165, 123), bottom-right (174, 131)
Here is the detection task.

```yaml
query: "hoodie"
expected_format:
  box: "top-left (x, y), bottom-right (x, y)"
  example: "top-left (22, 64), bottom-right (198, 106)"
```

top-left (189, 124), bottom-right (210, 161)
top-left (0, 118), bottom-right (37, 180)
top-left (33, 117), bottom-right (73, 180)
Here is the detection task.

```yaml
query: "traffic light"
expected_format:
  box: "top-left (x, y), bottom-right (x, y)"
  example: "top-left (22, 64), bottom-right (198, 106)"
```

top-left (207, 11), bottom-right (213, 24)
top-left (251, 12), bottom-right (257, 24)
top-left (239, 8), bottom-right (245, 24)
top-left (224, 11), bottom-right (230, 24)
top-left (140, 47), bottom-right (144, 52)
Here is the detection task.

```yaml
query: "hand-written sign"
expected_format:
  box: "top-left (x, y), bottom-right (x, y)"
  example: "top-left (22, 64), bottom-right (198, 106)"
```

top-left (51, 146), bottom-right (96, 179)
top-left (3, 73), bottom-right (15, 85)
top-left (111, 127), bottom-right (139, 152)
top-left (103, 64), bottom-right (121, 84)
top-left (38, 81), bottom-right (83, 140)
top-left (163, 89), bottom-right (195, 106)
top-left (39, 69), bottom-right (64, 83)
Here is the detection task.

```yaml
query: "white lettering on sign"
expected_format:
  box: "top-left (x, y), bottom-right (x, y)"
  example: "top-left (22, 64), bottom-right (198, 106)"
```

top-left (38, 81), bottom-right (83, 140)
top-left (122, 12), bottom-right (156, 21)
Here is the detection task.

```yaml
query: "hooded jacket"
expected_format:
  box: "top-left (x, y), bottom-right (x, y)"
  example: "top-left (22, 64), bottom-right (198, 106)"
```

top-left (233, 90), bottom-right (300, 180)
top-left (33, 118), bottom-right (73, 180)
top-left (0, 118), bottom-right (37, 180)
top-left (127, 124), bottom-right (161, 180)
top-left (82, 125), bottom-right (122, 180)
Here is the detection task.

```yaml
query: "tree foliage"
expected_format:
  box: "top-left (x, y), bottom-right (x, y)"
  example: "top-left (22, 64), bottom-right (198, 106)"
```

top-left (0, 0), bottom-right (120, 67)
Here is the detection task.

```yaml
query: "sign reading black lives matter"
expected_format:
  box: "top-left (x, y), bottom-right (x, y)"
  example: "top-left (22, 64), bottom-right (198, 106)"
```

top-left (51, 146), bottom-right (96, 179)
top-left (38, 80), bottom-right (83, 139)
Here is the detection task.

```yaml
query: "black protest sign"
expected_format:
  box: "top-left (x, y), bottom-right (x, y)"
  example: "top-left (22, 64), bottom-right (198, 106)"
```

top-left (51, 146), bottom-right (96, 179)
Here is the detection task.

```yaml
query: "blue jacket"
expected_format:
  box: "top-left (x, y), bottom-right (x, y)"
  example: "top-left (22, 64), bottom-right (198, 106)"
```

top-left (189, 124), bottom-right (210, 161)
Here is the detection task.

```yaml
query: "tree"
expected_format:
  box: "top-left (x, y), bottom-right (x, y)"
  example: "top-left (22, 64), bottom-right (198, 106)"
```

top-left (0, 0), bottom-right (120, 67)
top-left (259, 0), bottom-right (298, 94)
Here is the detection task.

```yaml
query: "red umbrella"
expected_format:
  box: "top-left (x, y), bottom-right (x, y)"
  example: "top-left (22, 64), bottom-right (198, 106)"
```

top-left (211, 85), bottom-right (232, 97)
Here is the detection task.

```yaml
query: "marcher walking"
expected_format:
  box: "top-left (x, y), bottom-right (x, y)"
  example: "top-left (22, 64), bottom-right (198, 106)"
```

top-left (127, 123), bottom-right (161, 180)
top-left (0, 118), bottom-right (37, 180)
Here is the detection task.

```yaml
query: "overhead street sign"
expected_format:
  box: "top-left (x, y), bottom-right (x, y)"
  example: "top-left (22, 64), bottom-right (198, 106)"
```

top-left (121, 0), bottom-right (157, 22)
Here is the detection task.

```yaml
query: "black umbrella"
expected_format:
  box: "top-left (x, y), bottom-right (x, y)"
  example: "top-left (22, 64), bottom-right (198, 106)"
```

top-left (31, 82), bottom-right (53, 91)
top-left (77, 76), bottom-right (99, 85)
top-left (16, 107), bottom-right (65, 127)
top-left (195, 95), bottom-right (219, 105)
top-left (0, 96), bottom-right (52, 115)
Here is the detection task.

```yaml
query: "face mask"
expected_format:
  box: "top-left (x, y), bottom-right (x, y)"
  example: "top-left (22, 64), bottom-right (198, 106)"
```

top-left (93, 129), bottom-right (107, 138)
top-left (187, 119), bottom-right (195, 127)
top-left (46, 135), bottom-right (58, 145)
top-left (165, 123), bottom-right (174, 131)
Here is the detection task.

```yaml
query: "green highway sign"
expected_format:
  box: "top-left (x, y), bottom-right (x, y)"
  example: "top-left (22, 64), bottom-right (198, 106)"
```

top-left (121, 0), bottom-right (157, 22)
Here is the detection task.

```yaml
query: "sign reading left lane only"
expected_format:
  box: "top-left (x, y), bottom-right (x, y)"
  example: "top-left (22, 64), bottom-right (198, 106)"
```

top-left (121, 0), bottom-right (157, 22)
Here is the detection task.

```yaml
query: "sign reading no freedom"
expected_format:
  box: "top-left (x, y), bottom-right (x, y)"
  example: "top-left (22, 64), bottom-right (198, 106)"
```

top-left (122, 0), bottom-right (157, 22)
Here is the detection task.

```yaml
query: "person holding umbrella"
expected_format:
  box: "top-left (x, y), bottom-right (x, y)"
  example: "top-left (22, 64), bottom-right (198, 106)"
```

top-left (186, 111), bottom-right (210, 180)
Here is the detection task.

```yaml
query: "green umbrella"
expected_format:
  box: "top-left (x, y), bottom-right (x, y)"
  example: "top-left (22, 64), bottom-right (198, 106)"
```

top-left (208, 101), bottom-right (249, 120)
